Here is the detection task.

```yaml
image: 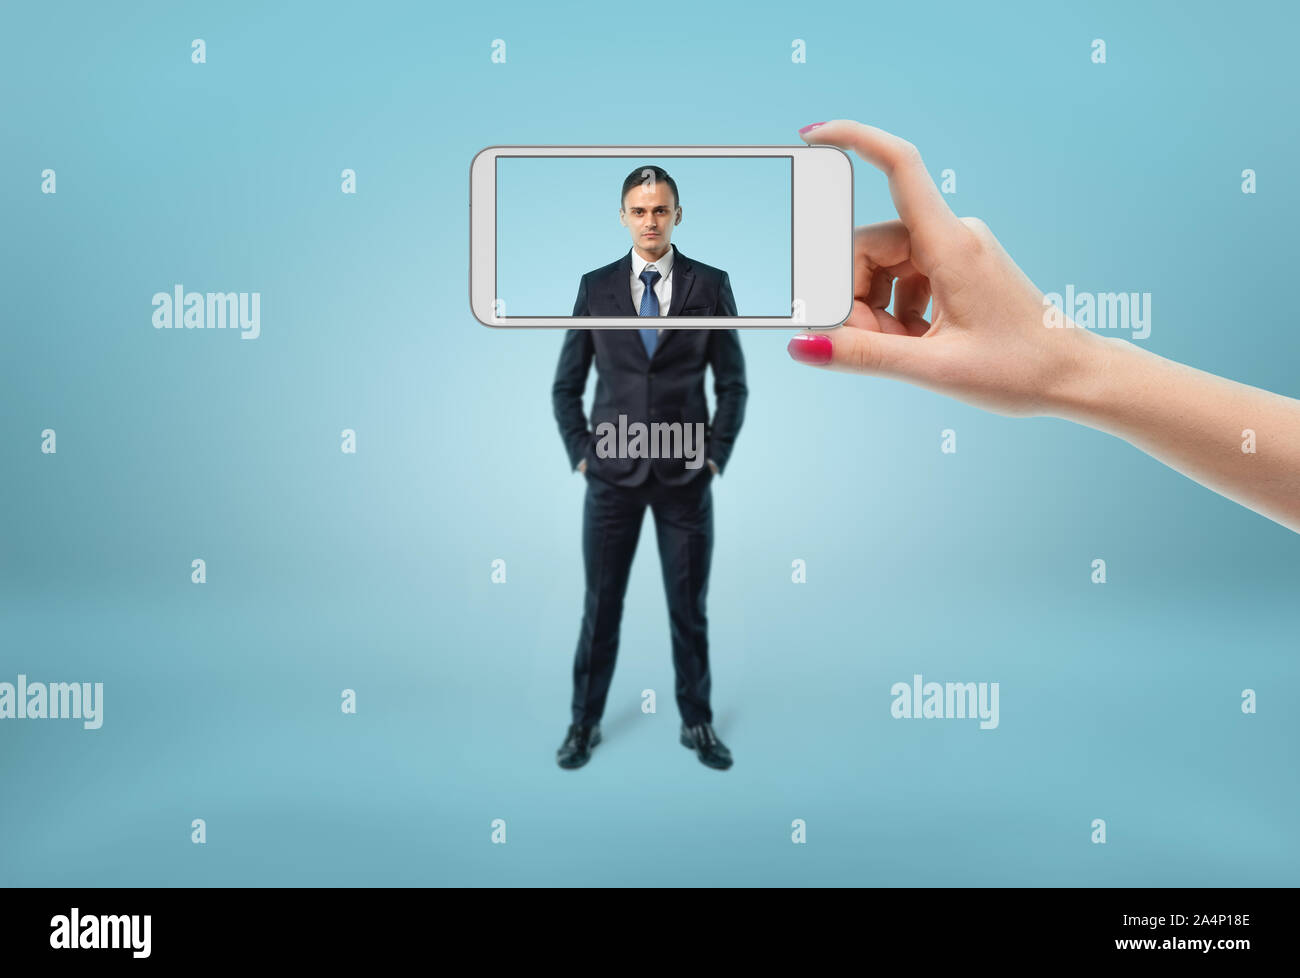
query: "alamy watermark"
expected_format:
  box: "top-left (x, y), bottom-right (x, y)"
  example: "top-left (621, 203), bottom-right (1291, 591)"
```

top-left (1043, 285), bottom-right (1151, 340)
top-left (0, 675), bottom-right (103, 729)
top-left (152, 284), bottom-right (261, 339)
top-left (594, 415), bottom-right (706, 469)
top-left (50, 908), bottom-right (150, 958)
top-left (891, 673), bottom-right (999, 729)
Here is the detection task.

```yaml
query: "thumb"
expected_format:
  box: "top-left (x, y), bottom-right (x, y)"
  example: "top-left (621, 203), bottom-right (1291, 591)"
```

top-left (787, 328), bottom-right (928, 382)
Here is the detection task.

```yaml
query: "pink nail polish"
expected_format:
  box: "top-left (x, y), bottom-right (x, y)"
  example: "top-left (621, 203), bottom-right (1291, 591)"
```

top-left (787, 333), bottom-right (833, 365)
top-left (798, 122), bottom-right (827, 135)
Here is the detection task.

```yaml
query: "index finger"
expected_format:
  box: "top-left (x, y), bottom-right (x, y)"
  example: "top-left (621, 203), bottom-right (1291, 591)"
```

top-left (800, 120), bottom-right (963, 268)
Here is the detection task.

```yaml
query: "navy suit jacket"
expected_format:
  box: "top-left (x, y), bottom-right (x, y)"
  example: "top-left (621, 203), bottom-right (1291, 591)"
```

top-left (552, 246), bottom-right (748, 487)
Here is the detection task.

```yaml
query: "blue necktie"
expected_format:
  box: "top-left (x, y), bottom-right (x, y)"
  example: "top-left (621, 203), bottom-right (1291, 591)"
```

top-left (638, 267), bottom-right (661, 358)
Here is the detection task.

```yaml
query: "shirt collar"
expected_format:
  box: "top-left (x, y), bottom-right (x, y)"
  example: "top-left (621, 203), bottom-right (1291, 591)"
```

top-left (631, 243), bottom-right (674, 283)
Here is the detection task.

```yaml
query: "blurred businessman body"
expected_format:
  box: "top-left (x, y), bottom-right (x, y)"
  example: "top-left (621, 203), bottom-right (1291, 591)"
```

top-left (552, 165), bottom-right (747, 770)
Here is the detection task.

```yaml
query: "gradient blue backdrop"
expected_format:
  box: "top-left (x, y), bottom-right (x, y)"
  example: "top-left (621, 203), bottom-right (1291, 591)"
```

top-left (2, 0), bottom-right (1297, 887)
top-left (497, 155), bottom-right (792, 316)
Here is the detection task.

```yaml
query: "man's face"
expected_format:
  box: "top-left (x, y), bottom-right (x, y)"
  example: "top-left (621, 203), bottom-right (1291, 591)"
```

top-left (620, 180), bottom-right (681, 259)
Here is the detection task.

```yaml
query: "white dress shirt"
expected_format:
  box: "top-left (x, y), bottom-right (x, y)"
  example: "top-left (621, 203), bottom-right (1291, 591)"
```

top-left (630, 244), bottom-right (673, 329)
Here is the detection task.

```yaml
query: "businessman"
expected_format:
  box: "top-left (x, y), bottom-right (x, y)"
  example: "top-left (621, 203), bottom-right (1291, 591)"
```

top-left (552, 165), bottom-right (748, 771)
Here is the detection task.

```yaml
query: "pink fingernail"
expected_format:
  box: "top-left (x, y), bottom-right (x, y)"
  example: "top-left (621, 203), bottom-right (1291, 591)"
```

top-left (787, 333), bottom-right (833, 365)
top-left (798, 122), bottom-right (827, 135)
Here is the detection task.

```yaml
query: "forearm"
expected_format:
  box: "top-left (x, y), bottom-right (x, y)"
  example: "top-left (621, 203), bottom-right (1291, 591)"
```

top-left (707, 328), bottom-right (747, 468)
top-left (708, 396), bottom-right (745, 465)
top-left (1057, 332), bottom-right (1300, 532)
top-left (553, 328), bottom-right (594, 467)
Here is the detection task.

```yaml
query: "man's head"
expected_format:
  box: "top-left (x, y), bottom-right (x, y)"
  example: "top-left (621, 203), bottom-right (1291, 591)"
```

top-left (620, 165), bottom-right (681, 261)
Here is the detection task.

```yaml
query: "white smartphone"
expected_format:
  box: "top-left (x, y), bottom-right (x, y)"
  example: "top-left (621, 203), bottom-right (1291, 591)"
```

top-left (470, 145), bottom-right (853, 328)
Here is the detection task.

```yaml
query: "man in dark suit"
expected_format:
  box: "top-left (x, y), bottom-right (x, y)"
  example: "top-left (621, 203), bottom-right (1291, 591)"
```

top-left (552, 164), bottom-right (747, 771)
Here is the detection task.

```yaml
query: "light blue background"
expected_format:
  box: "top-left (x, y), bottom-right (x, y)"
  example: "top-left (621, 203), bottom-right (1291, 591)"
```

top-left (496, 156), bottom-right (792, 315)
top-left (1, 0), bottom-right (1297, 887)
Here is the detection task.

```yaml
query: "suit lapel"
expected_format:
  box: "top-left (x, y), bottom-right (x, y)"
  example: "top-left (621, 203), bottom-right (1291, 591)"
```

top-left (596, 246), bottom-right (696, 364)
top-left (664, 247), bottom-right (695, 317)
top-left (599, 251), bottom-right (637, 316)
top-left (653, 248), bottom-right (694, 361)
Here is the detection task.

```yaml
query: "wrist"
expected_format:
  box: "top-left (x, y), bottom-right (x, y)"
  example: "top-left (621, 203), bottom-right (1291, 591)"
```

top-left (1043, 328), bottom-right (1128, 428)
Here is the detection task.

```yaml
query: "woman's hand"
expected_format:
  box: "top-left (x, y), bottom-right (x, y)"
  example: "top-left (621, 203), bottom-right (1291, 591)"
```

top-left (788, 119), bottom-right (1107, 420)
top-left (788, 119), bottom-right (1300, 533)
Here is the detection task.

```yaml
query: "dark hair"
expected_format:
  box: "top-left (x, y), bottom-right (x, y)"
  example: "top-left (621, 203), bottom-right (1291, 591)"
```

top-left (620, 165), bottom-right (679, 210)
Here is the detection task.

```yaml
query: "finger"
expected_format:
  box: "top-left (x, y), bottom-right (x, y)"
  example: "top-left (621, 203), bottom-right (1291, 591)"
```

top-left (853, 221), bottom-right (913, 311)
top-left (854, 222), bottom-right (924, 286)
top-left (863, 264), bottom-right (894, 309)
top-left (801, 120), bottom-right (963, 268)
top-left (892, 274), bottom-right (933, 337)
top-left (845, 297), bottom-right (912, 336)
top-left (788, 326), bottom-right (931, 380)
top-left (854, 220), bottom-right (911, 268)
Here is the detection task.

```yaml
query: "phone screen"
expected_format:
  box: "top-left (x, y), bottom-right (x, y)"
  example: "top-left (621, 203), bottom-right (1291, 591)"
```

top-left (494, 155), bottom-right (793, 319)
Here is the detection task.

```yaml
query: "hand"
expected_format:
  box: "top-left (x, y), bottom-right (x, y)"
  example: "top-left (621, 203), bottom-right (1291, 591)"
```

top-left (788, 119), bottom-right (1106, 420)
top-left (577, 459), bottom-right (588, 474)
top-left (707, 459), bottom-right (719, 476)
top-left (787, 119), bottom-right (1300, 534)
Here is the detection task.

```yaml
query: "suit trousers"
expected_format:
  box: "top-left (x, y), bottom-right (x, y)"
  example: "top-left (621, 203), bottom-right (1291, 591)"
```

top-left (570, 466), bottom-right (715, 727)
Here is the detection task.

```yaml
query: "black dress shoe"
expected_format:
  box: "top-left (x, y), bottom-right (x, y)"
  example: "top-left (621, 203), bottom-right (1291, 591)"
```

top-left (680, 722), bottom-right (733, 770)
top-left (557, 723), bottom-right (601, 769)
